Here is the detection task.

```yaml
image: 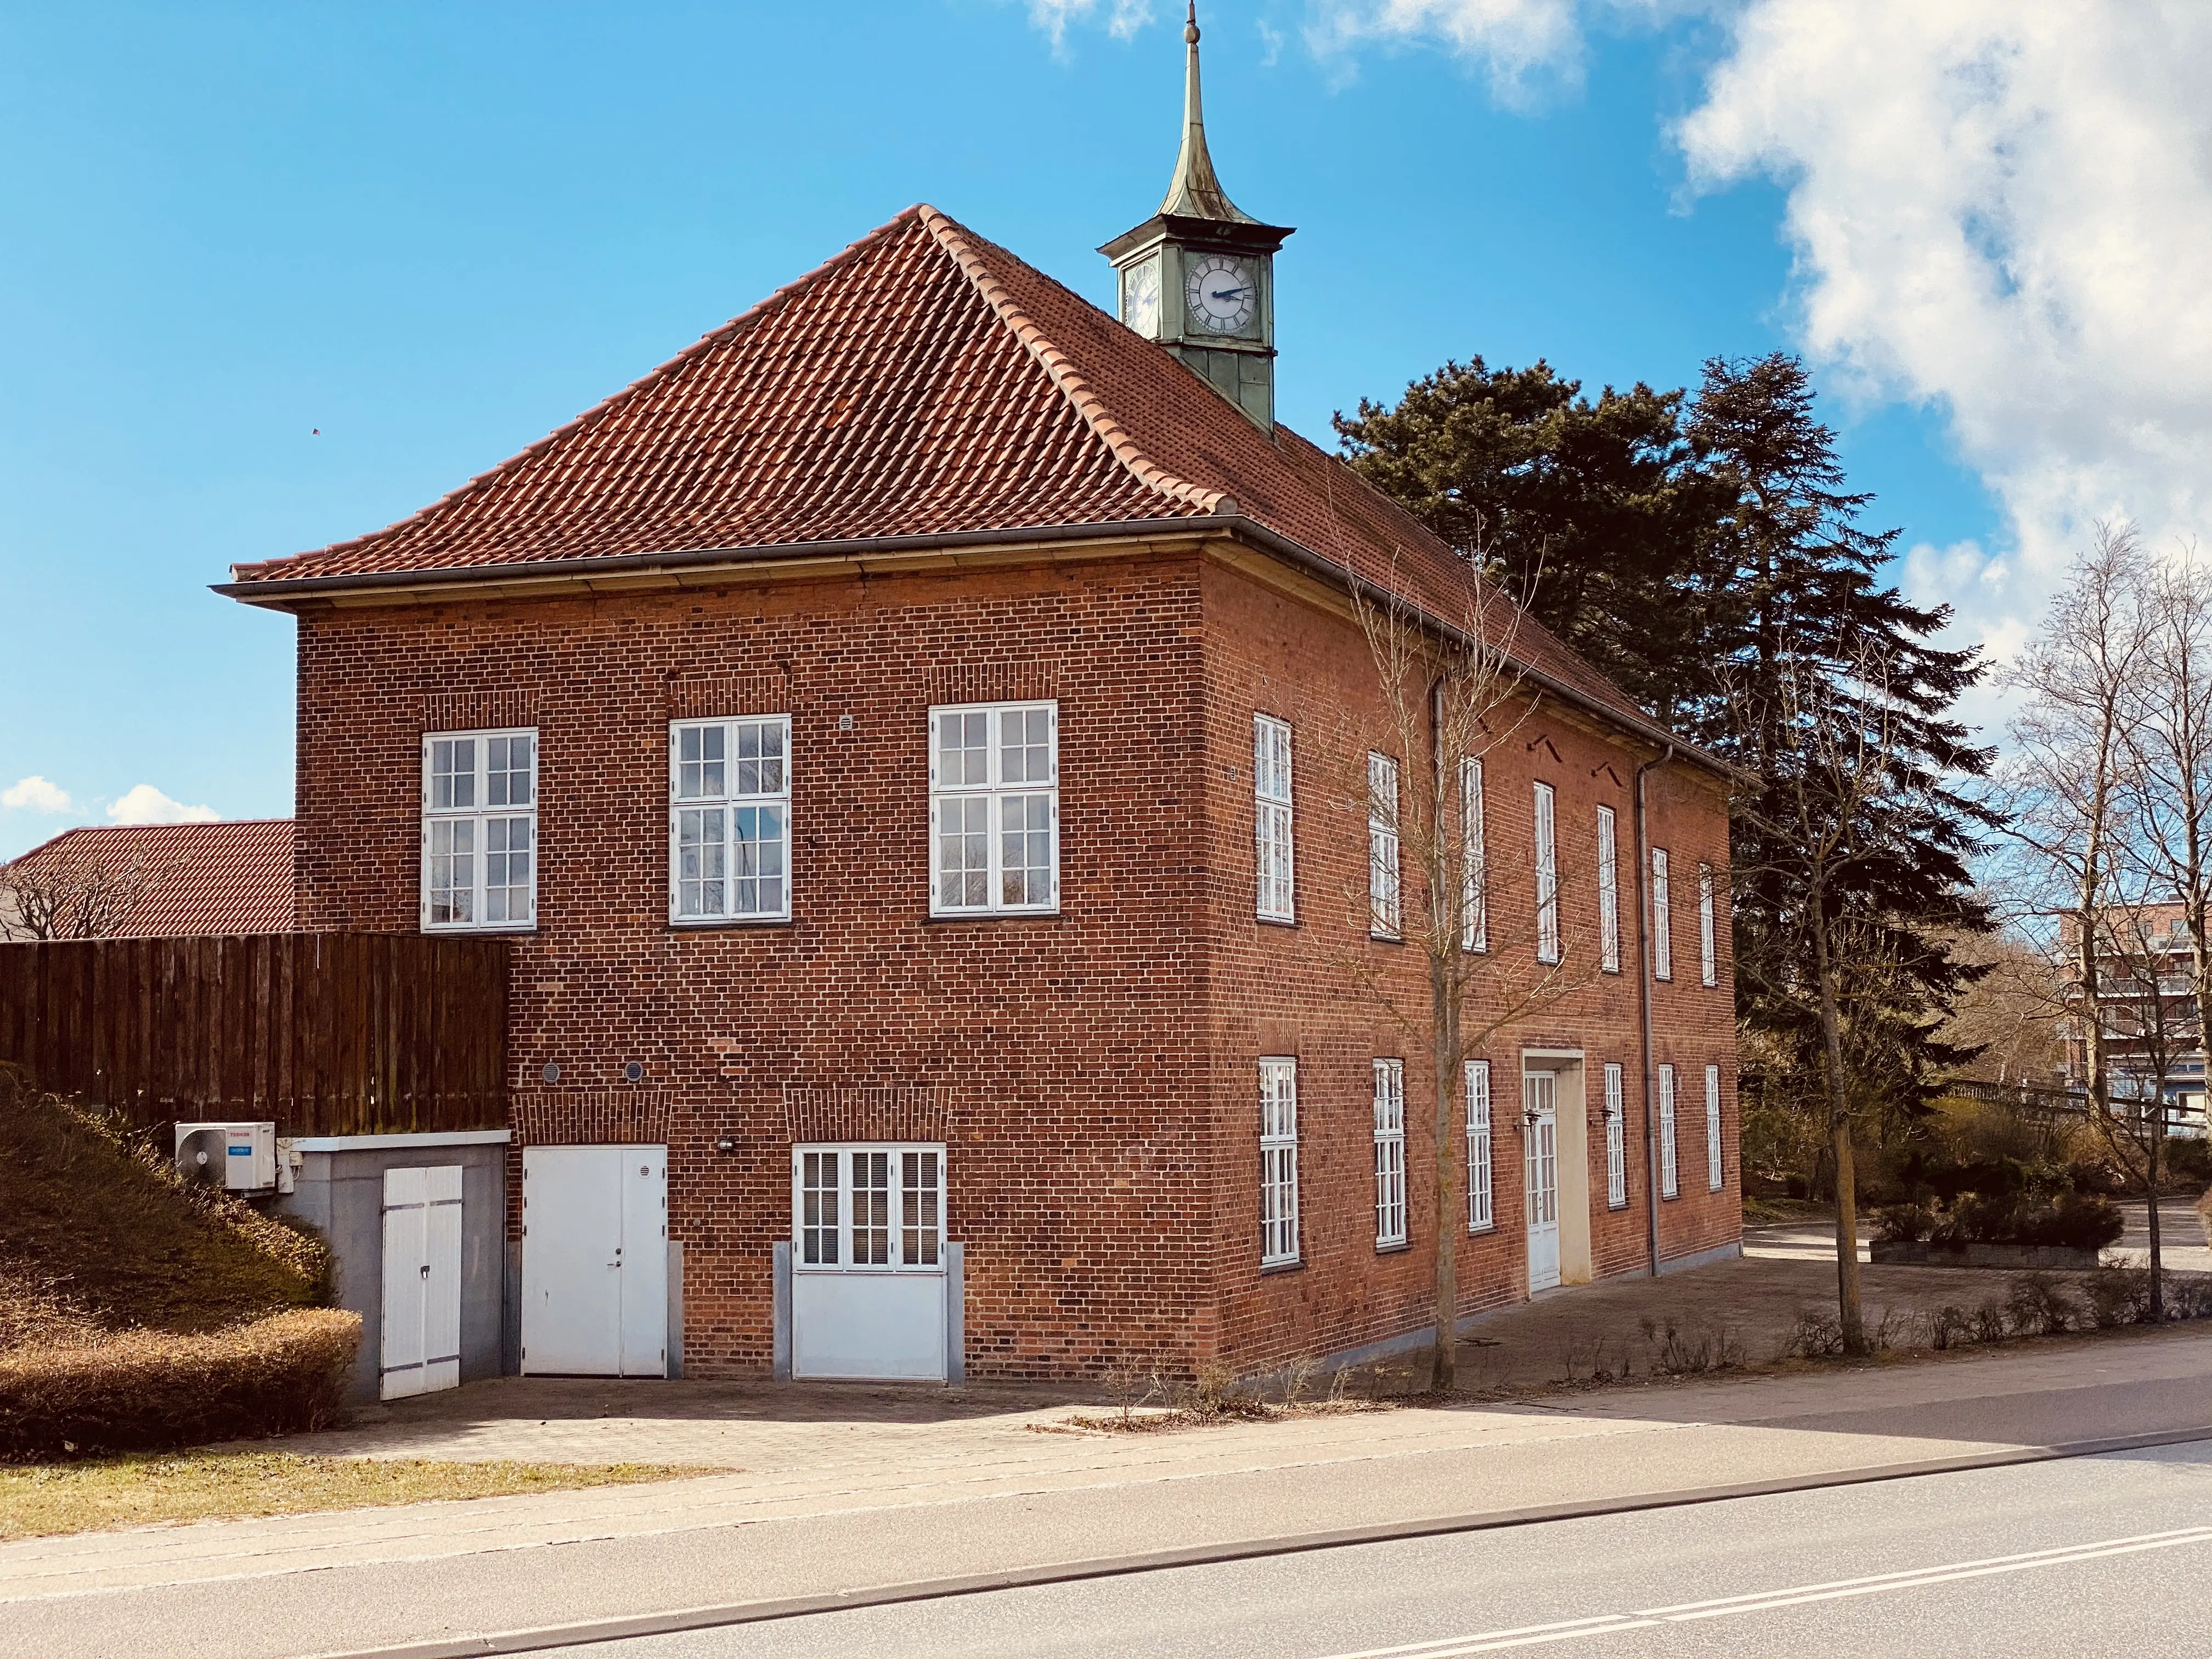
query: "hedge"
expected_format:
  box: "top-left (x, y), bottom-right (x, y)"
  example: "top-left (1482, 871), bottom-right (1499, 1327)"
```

top-left (0, 1308), bottom-right (361, 1462)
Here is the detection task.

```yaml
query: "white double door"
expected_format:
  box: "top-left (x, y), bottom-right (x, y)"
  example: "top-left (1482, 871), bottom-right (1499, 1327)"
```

top-left (1524, 1071), bottom-right (1561, 1294)
top-left (381, 1165), bottom-right (463, 1401)
top-left (792, 1143), bottom-right (947, 1381)
top-left (521, 1145), bottom-right (668, 1377)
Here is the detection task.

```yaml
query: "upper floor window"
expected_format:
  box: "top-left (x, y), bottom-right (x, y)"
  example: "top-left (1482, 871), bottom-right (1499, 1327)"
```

top-left (669, 718), bottom-right (790, 923)
top-left (1369, 753), bottom-right (1402, 940)
top-left (1699, 863), bottom-right (1718, 986)
top-left (1597, 805), bottom-right (1621, 973)
top-left (1652, 847), bottom-right (1673, 981)
top-left (930, 702), bottom-right (1057, 916)
top-left (1462, 758), bottom-right (1488, 953)
top-left (421, 729), bottom-right (535, 932)
top-left (1255, 715), bottom-right (1295, 923)
top-left (1533, 781), bottom-right (1560, 963)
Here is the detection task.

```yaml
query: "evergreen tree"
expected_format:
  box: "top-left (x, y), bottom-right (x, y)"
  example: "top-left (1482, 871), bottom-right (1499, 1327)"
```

top-left (1334, 358), bottom-right (1721, 718)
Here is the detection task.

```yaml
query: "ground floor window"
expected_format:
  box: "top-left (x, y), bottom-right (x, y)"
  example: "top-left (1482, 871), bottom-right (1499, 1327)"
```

top-left (792, 1144), bottom-right (943, 1269)
top-left (1259, 1058), bottom-right (1299, 1266)
top-left (1706, 1064), bottom-right (1724, 1191)
top-left (1659, 1066), bottom-right (1679, 1199)
top-left (1373, 1059), bottom-right (1407, 1248)
top-left (1604, 1062), bottom-right (1627, 1209)
top-left (1465, 1059), bottom-right (1493, 1232)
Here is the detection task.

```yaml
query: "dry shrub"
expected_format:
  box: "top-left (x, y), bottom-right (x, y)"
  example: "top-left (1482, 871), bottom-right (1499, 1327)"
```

top-left (1, 1308), bottom-right (360, 1462)
top-left (2005, 1274), bottom-right (2079, 1338)
top-left (2085, 1268), bottom-right (2153, 1328)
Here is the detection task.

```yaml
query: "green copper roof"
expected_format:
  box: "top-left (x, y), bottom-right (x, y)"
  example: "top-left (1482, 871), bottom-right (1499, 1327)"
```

top-left (1158, 3), bottom-right (1256, 226)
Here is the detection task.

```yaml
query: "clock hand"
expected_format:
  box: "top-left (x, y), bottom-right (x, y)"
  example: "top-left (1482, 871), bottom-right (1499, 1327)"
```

top-left (1209, 287), bottom-right (1249, 301)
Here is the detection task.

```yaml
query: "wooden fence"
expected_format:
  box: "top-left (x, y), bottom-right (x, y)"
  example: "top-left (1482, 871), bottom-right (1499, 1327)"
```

top-left (0, 933), bottom-right (509, 1136)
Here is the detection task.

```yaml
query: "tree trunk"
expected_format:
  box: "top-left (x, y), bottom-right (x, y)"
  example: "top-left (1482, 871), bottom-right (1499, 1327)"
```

top-left (1808, 892), bottom-right (1865, 1352)
top-left (1431, 963), bottom-right (1459, 1392)
top-left (2148, 1108), bottom-right (2165, 1320)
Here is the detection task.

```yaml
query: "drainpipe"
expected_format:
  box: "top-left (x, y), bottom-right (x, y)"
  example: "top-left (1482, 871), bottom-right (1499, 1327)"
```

top-left (1634, 743), bottom-right (1675, 1276)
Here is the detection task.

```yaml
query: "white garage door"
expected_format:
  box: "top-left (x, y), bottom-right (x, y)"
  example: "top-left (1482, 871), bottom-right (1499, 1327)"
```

top-left (380, 1165), bottom-right (462, 1401)
top-left (791, 1143), bottom-right (947, 1381)
top-left (521, 1145), bottom-right (667, 1377)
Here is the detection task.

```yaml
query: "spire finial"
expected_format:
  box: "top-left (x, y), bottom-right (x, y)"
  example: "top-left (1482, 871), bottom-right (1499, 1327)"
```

top-left (1158, 2), bottom-right (1256, 225)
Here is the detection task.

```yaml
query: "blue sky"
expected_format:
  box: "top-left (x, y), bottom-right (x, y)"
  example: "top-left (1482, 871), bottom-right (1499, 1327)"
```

top-left (0, 2), bottom-right (2068, 857)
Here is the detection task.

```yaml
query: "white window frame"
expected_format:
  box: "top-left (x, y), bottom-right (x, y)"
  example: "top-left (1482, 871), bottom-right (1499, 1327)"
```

top-left (1373, 1058), bottom-right (1407, 1247)
top-left (790, 1143), bottom-right (945, 1273)
top-left (420, 727), bottom-right (538, 933)
top-left (1659, 1064), bottom-right (1679, 1199)
top-left (1597, 805), bottom-right (1621, 974)
top-left (929, 701), bottom-right (1058, 917)
top-left (1462, 757), bottom-right (1488, 953)
top-left (1706, 1064), bottom-right (1724, 1192)
top-left (1465, 1059), bottom-right (1493, 1232)
top-left (668, 716), bottom-right (791, 924)
top-left (1369, 753), bottom-right (1402, 941)
top-left (1699, 863), bottom-right (1718, 987)
top-left (1259, 1058), bottom-right (1300, 1266)
top-left (1651, 847), bottom-right (1673, 982)
top-left (1255, 715), bottom-right (1295, 923)
top-left (1534, 781), bottom-right (1560, 964)
top-left (1605, 1061), bottom-right (1627, 1209)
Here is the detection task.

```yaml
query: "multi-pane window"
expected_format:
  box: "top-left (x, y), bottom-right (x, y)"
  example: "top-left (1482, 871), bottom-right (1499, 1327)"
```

top-left (1259, 1058), bottom-right (1300, 1266)
top-left (1659, 1064), bottom-right (1679, 1198)
top-left (1652, 848), bottom-right (1674, 981)
top-left (1255, 715), bottom-right (1295, 923)
top-left (930, 702), bottom-right (1058, 916)
top-left (1706, 1064), bottom-right (1724, 1192)
top-left (1699, 864), bottom-right (1718, 987)
top-left (1605, 1061), bottom-right (1628, 1209)
top-left (1462, 757), bottom-right (1488, 952)
top-left (422, 729), bottom-right (537, 931)
top-left (1597, 805), bottom-right (1621, 973)
top-left (669, 717), bottom-right (790, 923)
top-left (1369, 754), bottom-right (1402, 940)
top-left (1465, 1059), bottom-right (1493, 1232)
top-left (791, 1144), bottom-right (944, 1271)
top-left (1373, 1058), bottom-right (1407, 1247)
top-left (1534, 781), bottom-right (1560, 963)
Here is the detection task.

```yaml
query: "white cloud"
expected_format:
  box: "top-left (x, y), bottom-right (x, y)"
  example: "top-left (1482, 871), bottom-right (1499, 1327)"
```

top-left (1, 776), bottom-right (73, 814)
top-left (106, 785), bottom-right (219, 826)
top-left (1306, 0), bottom-right (1586, 100)
top-left (1025, 0), bottom-right (1155, 50)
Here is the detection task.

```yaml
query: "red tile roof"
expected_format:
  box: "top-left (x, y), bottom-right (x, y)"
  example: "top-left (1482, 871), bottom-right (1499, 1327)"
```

top-left (224, 205), bottom-right (1682, 751)
top-left (2, 821), bottom-right (295, 939)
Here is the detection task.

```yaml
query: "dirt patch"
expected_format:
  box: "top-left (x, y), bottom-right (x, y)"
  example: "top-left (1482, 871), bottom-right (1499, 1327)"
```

top-left (0, 1452), bottom-right (713, 1540)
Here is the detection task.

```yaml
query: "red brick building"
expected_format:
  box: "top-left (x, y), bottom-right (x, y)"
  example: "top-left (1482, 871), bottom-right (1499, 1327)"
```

top-left (221, 25), bottom-right (1737, 1383)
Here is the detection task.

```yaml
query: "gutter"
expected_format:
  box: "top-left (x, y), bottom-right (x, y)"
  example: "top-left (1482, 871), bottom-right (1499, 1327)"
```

top-left (212, 511), bottom-right (1741, 783)
top-left (1634, 742), bottom-right (1675, 1275)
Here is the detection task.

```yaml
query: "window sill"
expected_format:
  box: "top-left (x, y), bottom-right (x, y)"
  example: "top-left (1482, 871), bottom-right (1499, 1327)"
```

top-left (1466, 1223), bottom-right (1496, 1237)
top-left (925, 910), bottom-right (1062, 924)
top-left (1608, 1200), bottom-right (1630, 1212)
top-left (1257, 914), bottom-right (1299, 929)
top-left (1661, 1190), bottom-right (1681, 1203)
top-left (1260, 1257), bottom-right (1305, 1276)
top-left (1369, 933), bottom-right (1404, 946)
top-left (668, 917), bottom-right (792, 930)
top-left (422, 924), bottom-right (536, 936)
top-left (1375, 1239), bottom-right (1412, 1256)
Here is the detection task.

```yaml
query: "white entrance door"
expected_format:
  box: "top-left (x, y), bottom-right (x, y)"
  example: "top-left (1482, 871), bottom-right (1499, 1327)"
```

top-left (521, 1146), bottom-right (668, 1377)
top-left (380, 1165), bottom-right (462, 1401)
top-left (791, 1144), bottom-right (947, 1381)
top-left (1524, 1071), bottom-right (1561, 1294)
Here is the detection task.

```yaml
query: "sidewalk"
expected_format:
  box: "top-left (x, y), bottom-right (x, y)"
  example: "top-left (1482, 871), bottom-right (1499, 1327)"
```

top-left (4, 1323), bottom-right (2210, 1659)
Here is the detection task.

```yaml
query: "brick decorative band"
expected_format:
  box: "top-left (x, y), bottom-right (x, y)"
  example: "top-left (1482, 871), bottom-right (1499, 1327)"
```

top-left (511, 1087), bottom-right (674, 1146)
top-left (666, 673), bottom-right (790, 720)
top-left (781, 1085), bottom-right (949, 1143)
top-left (923, 662), bottom-right (1058, 704)
top-left (424, 691), bottom-right (539, 731)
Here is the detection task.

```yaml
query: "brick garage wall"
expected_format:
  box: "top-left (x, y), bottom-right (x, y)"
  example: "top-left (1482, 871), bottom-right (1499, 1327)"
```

top-left (294, 548), bottom-right (1220, 1379)
top-left (1193, 556), bottom-right (1740, 1375)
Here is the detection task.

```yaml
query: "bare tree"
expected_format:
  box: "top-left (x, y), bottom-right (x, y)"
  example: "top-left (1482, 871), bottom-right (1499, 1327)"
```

top-left (1331, 565), bottom-right (1597, 1391)
top-left (0, 836), bottom-right (168, 940)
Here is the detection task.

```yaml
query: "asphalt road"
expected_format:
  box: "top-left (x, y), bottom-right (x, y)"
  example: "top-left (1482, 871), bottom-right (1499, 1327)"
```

top-left (557, 1437), bottom-right (2212, 1659)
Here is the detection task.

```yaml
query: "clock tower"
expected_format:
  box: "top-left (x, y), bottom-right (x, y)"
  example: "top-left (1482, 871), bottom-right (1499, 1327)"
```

top-left (1101, 3), bottom-right (1293, 431)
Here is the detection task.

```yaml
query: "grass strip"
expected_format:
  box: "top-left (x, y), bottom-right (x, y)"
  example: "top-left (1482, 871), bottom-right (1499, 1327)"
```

top-left (0, 1451), bottom-right (713, 1540)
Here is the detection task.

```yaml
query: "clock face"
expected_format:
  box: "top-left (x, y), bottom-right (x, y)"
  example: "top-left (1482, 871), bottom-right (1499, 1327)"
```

top-left (1185, 254), bottom-right (1258, 335)
top-left (1121, 258), bottom-right (1162, 337)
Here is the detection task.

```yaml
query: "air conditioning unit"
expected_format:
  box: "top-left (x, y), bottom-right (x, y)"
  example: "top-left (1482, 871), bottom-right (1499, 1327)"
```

top-left (175, 1121), bottom-right (278, 1193)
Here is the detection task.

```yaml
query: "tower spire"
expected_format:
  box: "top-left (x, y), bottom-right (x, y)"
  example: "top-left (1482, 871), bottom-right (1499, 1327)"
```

top-left (1158, 3), bottom-right (1255, 224)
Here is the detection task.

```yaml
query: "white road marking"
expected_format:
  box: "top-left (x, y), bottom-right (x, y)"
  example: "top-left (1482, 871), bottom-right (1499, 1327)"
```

top-left (1316, 1526), bottom-right (2212, 1658)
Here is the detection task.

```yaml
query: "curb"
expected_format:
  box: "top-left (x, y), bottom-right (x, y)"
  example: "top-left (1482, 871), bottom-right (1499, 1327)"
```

top-left (314, 1424), bottom-right (2212, 1659)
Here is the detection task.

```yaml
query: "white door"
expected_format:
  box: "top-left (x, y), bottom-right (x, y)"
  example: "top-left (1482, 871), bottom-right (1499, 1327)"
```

top-left (791, 1144), bottom-right (947, 1381)
top-left (522, 1145), bottom-right (668, 1378)
top-left (380, 1165), bottom-right (462, 1401)
top-left (1524, 1071), bottom-right (1561, 1294)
